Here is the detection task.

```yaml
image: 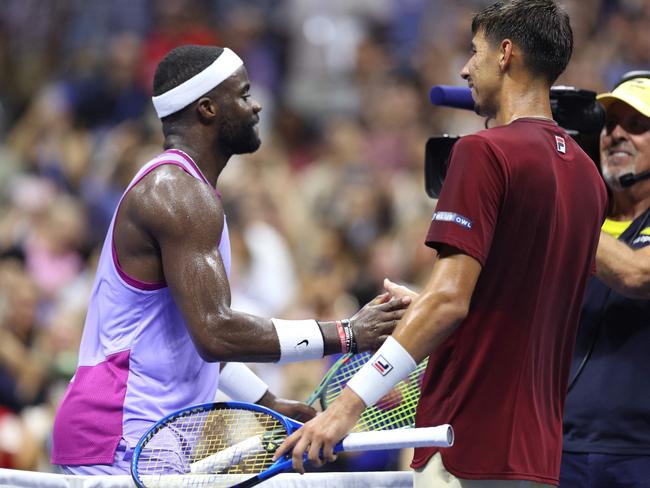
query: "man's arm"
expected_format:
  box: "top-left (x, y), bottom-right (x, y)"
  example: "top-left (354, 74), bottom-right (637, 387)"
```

top-left (219, 362), bottom-right (317, 422)
top-left (132, 167), bottom-right (407, 363)
top-left (596, 231), bottom-right (650, 299)
top-left (389, 247), bottom-right (480, 361)
top-left (273, 246), bottom-right (482, 472)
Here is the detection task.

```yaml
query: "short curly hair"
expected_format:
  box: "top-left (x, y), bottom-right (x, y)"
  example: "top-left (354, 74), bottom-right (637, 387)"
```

top-left (153, 45), bottom-right (224, 97)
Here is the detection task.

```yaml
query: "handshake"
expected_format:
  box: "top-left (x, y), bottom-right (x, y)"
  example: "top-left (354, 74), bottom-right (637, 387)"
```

top-left (345, 278), bottom-right (419, 353)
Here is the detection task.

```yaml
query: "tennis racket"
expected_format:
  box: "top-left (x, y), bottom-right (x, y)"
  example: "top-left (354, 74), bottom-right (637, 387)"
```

top-left (306, 351), bottom-right (428, 432)
top-left (131, 401), bottom-right (452, 488)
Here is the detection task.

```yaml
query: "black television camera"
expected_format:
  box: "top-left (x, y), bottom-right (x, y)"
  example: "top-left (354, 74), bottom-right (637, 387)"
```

top-left (424, 86), bottom-right (605, 198)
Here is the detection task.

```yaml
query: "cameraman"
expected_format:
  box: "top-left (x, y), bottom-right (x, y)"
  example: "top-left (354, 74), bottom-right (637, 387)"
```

top-left (561, 72), bottom-right (650, 487)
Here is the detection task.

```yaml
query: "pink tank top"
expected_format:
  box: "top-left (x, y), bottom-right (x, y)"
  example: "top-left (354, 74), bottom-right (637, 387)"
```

top-left (51, 149), bottom-right (230, 466)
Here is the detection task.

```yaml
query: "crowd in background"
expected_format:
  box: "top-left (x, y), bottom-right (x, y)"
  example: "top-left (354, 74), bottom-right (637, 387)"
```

top-left (0, 0), bottom-right (648, 473)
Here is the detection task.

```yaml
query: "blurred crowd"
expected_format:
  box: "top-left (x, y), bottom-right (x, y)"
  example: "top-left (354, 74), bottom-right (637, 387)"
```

top-left (0, 0), bottom-right (648, 473)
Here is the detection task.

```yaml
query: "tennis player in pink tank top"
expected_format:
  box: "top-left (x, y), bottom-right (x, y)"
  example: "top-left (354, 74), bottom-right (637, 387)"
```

top-left (51, 45), bottom-right (410, 475)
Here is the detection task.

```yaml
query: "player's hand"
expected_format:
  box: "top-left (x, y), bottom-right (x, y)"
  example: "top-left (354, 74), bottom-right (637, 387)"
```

top-left (273, 388), bottom-right (365, 473)
top-left (384, 278), bottom-right (420, 301)
top-left (257, 391), bottom-right (317, 423)
top-left (350, 292), bottom-right (411, 352)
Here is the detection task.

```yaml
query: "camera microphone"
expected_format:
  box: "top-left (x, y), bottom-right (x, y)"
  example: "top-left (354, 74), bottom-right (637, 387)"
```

top-left (619, 170), bottom-right (650, 188)
top-left (429, 86), bottom-right (476, 111)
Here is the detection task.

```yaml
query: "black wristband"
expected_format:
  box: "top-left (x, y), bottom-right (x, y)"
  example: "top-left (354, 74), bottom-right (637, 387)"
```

top-left (316, 320), bottom-right (326, 349)
top-left (341, 319), bottom-right (358, 354)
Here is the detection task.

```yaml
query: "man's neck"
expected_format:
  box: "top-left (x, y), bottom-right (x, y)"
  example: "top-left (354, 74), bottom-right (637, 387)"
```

top-left (164, 137), bottom-right (229, 187)
top-left (494, 78), bottom-right (553, 126)
top-left (610, 188), bottom-right (650, 221)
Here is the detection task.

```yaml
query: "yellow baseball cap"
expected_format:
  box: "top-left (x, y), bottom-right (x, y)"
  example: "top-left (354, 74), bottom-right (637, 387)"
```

top-left (597, 77), bottom-right (650, 118)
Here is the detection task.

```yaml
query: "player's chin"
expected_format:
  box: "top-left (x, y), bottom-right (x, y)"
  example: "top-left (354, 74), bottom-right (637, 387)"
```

top-left (248, 127), bottom-right (262, 151)
top-left (236, 134), bottom-right (262, 154)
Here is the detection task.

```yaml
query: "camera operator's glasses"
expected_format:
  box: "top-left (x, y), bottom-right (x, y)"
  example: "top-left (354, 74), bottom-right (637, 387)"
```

top-left (604, 112), bottom-right (650, 136)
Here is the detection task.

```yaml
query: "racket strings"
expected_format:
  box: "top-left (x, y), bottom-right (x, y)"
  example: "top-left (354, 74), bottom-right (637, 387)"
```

top-left (136, 407), bottom-right (287, 487)
top-left (320, 353), bottom-right (428, 432)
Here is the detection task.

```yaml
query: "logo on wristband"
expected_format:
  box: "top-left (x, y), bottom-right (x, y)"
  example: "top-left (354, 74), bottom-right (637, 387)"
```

top-left (372, 356), bottom-right (394, 376)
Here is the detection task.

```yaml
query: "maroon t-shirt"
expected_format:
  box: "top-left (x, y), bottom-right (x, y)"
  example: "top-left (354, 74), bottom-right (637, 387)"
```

top-left (412, 118), bottom-right (608, 484)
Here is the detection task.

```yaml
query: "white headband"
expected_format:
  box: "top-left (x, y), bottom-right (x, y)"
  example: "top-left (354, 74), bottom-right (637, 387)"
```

top-left (152, 48), bottom-right (244, 119)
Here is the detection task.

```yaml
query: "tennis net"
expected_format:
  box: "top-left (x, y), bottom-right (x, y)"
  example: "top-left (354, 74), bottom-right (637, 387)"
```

top-left (0, 468), bottom-right (412, 488)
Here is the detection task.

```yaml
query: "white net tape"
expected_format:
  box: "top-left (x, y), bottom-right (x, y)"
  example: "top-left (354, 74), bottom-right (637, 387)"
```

top-left (0, 469), bottom-right (412, 488)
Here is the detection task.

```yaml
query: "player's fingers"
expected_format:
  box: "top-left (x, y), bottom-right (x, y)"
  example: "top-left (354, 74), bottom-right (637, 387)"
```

top-left (307, 439), bottom-right (324, 468)
top-left (384, 278), bottom-right (418, 300)
top-left (273, 430), bottom-right (301, 461)
top-left (391, 308), bottom-right (408, 320)
top-left (384, 278), bottom-right (401, 294)
top-left (322, 441), bottom-right (337, 463)
top-left (378, 296), bottom-right (411, 311)
top-left (291, 436), bottom-right (310, 474)
top-left (370, 292), bottom-right (390, 305)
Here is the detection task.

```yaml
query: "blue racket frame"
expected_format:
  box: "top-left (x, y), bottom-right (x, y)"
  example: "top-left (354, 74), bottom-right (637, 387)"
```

top-left (131, 401), bottom-right (301, 488)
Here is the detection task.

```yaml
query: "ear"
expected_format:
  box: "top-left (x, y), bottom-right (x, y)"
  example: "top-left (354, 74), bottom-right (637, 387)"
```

top-left (197, 97), bottom-right (218, 122)
top-left (499, 39), bottom-right (514, 72)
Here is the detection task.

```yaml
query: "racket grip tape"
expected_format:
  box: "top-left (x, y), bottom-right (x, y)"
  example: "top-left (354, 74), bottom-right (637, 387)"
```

top-left (340, 425), bottom-right (454, 451)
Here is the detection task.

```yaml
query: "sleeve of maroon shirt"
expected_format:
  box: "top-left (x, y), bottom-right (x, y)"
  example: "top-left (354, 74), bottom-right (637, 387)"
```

top-left (425, 134), bottom-right (506, 266)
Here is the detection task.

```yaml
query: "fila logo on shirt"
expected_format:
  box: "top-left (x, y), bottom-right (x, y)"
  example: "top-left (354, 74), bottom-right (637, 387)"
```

top-left (555, 135), bottom-right (566, 154)
top-left (372, 355), bottom-right (394, 376)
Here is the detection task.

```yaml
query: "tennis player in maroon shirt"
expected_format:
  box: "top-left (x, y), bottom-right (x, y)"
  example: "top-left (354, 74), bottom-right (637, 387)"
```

top-left (276, 1), bottom-right (609, 486)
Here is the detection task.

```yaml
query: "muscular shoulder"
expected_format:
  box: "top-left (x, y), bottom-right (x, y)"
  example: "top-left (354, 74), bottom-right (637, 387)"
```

top-left (125, 164), bottom-right (224, 243)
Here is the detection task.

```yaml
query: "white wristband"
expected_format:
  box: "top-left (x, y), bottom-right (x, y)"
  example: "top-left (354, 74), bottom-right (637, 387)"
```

top-left (271, 318), bottom-right (324, 364)
top-left (218, 362), bottom-right (269, 403)
top-left (347, 336), bottom-right (417, 407)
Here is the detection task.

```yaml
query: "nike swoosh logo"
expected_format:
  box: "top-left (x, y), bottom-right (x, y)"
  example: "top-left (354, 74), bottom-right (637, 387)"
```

top-left (296, 339), bottom-right (309, 347)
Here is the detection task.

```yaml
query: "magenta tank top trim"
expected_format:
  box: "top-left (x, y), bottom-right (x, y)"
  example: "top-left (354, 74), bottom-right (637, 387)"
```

top-left (51, 350), bottom-right (130, 465)
top-left (168, 149), bottom-right (224, 198)
top-left (110, 160), bottom-right (190, 291)
top-left (111, 242), bottom-right (166, 291)
top-left (110, 150), bottom-right (231, 291)
top-left (166, 149), bottom-right (210, 184)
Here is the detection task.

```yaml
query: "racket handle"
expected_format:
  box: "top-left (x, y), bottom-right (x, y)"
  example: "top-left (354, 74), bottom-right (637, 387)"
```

top-left (190, 435), bottom-right (264, 474)
top-left (341, 425), bottom-right (454, 451)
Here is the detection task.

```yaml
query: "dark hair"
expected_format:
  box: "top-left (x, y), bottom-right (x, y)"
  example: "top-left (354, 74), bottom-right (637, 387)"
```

top-left (472, 0), bottom-right (573, 84)
top-left (153, 45), bottom-right (224, 96)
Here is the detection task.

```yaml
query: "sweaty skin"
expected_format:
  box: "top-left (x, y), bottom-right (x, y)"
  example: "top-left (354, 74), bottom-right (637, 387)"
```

top-left (113, 66), bottom-right (410, 363)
